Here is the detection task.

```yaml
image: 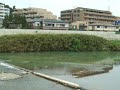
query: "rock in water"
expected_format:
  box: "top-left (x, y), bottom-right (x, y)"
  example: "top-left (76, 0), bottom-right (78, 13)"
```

top-left (0, 73), bottom-right (21, 81)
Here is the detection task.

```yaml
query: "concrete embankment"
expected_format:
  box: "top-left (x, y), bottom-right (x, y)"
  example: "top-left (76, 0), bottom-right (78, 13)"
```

top-left (0, 29), bottom-right (120, 40)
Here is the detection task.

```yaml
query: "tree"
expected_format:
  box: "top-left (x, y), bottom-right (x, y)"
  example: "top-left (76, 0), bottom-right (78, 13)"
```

top-left (2, 15), bottom-right (9, 28)
top-left (2, 14), bottom-right (28, 29)
top-left (13, 6), bottom-right (16, 10)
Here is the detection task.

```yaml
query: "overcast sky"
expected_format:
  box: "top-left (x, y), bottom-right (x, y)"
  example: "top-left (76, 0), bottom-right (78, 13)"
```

top-left (1, 0), bottom-right (120, 17)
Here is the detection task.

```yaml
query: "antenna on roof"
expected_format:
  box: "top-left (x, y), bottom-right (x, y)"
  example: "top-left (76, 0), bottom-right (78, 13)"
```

top-left (108, 6), bottom-right (110, 11)
top-left (107, 0), bottom-right (111, 11)
top-left (28, 1), bottom-right (32, 8)
top-left (73, 6), bottom-right (77, 9)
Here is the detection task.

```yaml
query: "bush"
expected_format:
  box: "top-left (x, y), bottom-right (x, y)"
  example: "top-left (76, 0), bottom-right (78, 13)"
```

top-left (108, 40), bottom-right (120, 51)
top-left (0, 34), bottom-right (109, 52)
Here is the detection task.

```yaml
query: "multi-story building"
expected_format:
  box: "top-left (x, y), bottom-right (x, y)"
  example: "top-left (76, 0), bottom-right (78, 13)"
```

top-left (13, 7), bottom-right (57, 20)
top-left (60, 7), bottom-right (116, 24)
top-left (0, 3), bottom-right (10, 28)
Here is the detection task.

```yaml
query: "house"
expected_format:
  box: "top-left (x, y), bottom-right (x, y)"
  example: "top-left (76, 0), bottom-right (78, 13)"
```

top-left (89, 23), bottom-right (118, 31)
top-left (70, 21), bottom-right (89, 30)
top-left (27, 19), bottom-right (69, 30)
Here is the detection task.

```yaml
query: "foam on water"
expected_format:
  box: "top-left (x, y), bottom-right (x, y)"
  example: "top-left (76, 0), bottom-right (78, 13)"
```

top-left (0, 62), bottom-right (19, 70)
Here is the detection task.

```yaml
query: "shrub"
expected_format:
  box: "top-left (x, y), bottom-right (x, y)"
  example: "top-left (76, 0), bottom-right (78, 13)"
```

top-left (0, 34), bottom-right (108, 52)
top-left (108, 40), bottom-right (120, 51)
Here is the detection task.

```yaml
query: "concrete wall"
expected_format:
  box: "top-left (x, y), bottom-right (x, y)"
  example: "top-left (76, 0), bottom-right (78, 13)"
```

top-left (0, 29), bottom-right (120, 40)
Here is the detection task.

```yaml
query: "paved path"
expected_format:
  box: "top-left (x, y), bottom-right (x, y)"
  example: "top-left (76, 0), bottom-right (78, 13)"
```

top-left (0, 29), bottom-right (120, 40)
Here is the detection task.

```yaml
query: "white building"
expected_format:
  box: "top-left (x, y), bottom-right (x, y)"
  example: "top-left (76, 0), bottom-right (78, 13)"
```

top-left (71, 21), bottom-right (118, 31)
top-left (89, 23), bottom-right (118, 32)
top-left (0, 3), bottom-right (10, 28)
top-left (27, 19), bottom-right (69, 30)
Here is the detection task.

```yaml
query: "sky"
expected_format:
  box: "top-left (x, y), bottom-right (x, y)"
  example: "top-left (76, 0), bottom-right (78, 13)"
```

top-left (1, 0), bottom-right (120, 17)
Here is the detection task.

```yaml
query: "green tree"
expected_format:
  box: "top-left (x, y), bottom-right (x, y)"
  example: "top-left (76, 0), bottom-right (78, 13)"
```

top-left (2, 14), bottom-right (28, 29)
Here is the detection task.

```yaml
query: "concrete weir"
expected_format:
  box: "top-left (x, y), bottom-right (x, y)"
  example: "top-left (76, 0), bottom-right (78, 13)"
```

top-left (33, 72), bottom-right (80, 89)
top-left (20, 68), bottom-right (80, 89)
top-left (0, 62), bottom-right (80, 89)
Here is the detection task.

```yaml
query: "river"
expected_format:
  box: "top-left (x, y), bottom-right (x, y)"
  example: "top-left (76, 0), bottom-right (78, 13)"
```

top-left (0, 52), bottom-right (120, 90)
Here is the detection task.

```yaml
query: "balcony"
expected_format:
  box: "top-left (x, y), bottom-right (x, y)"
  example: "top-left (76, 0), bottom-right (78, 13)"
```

top-left (84, 11), bottom-right (113, 17)
top-left (84, 16), bottom-right (115, 21)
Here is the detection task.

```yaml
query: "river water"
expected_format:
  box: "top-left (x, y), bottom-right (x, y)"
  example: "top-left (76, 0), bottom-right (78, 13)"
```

top-left (0, 52), bottom-right (120, 90)
top-left (0, 61), bottom-right (74, 90)
top-left (36, 64), bottom-right (120, 90)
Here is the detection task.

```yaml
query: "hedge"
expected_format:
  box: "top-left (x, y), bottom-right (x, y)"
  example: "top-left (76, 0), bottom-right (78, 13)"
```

top-left (0, 34), bottom-right (109, 52)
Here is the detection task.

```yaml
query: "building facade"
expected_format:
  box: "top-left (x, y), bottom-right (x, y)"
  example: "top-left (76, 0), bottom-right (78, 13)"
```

top-left (89, 23), bottom-right (117, 31)
top-left (71, 21), bottom-right (118, 31)
top-left (60, 7), bottom-right (116, 24)
top-left (13, 7), bottom-right (57, 20)
top-left (27, 19), bottom-right (69, 30)
top-left (0, 3), bottom-right (10, 28)
top-left (71, 21), bottom-right (89, 30)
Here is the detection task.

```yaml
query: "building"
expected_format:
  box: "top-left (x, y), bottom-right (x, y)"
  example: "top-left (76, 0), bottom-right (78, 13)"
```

top-left (13, 7), bottom-right (57, 20)
top-left (71, 21), bottom-right (118, 31)
top-left (60, 7), bottom-right (116, 24)
top-left (0, 3), bottom-right (10, 28)
top-left (89, 23), bottom-right (118, 31)
top-left (71, 21), bottom-right (89, 30)
top-left (27, 19), bottom-right (69, 30)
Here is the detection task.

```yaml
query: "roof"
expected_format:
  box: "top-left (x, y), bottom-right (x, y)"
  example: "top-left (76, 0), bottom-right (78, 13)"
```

top-left (76, 7), bottom-right (111, 13)
top-left (27, 19), bottom-right (69, 23)
top-left (61, 7), bottom-right (112, 14)
top-left (90, 23), bottom-right (118, 27)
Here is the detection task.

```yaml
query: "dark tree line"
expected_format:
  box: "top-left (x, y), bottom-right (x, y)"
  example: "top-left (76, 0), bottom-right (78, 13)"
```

top-left (2, 14), bottom-right (28, 29)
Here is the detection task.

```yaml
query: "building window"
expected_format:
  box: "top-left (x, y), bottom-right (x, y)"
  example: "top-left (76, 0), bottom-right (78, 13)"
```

top-left (77, 10), bottom-right (80, 12)
top-left (74, 15), bottom-right (76, 17)
top-left (60, 24), bottom-right (65, 27)
top-left (97, 26), bottom-right (100, 28)
top-left (105, 26), bottom-right (107, 28)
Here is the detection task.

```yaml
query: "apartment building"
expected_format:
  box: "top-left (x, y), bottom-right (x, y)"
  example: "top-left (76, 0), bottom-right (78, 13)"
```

top-left (13, 7), bottom-right (57, 20)
top-left (60, 7), bottom-right (116, 24)
top-left (0, 3), bottom-right (10, 28)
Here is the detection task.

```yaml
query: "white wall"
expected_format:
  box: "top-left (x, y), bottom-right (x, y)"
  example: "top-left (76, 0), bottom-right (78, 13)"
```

top-left (94, 26), bottom-right (116, 31)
